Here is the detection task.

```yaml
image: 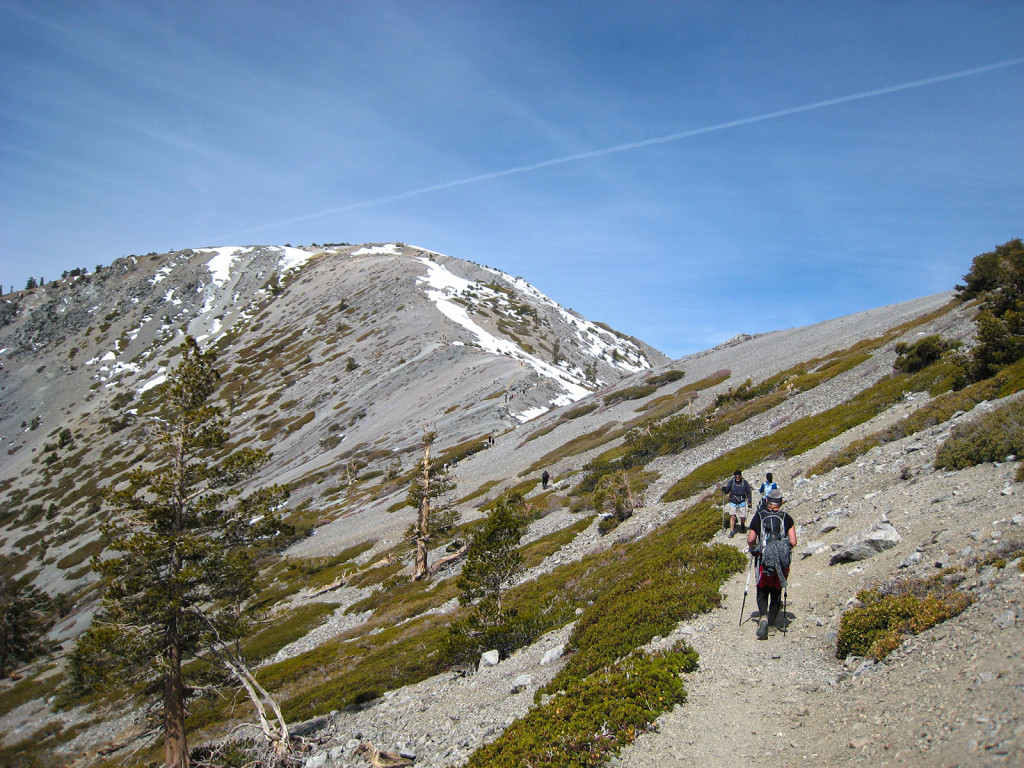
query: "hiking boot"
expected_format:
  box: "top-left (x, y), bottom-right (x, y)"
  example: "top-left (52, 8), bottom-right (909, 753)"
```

top-left (756, 618), bottom-right (769, 640)
top-left (728, 530), bottom-right (735, 538)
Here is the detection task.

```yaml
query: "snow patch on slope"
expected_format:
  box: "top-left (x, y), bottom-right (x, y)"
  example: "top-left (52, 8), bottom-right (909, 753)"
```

top-left (416, 257), bottom-right (590, 421)
top-left (187, 246), bottom-right (314, 343)
top-left (353, 244), bottom-right (401, 257)
top-left (482, 266), bottom-right (650, 375)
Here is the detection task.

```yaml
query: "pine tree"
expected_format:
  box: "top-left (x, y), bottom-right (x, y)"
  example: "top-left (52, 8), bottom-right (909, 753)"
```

top-left (68, 336), bottom-right (292, 768)
top-left (0, 567), bottom-right (53, 678)
top-left (593, 470), bottom-right (645, 533)
top-left (456, 492), bottom-right (528, 628)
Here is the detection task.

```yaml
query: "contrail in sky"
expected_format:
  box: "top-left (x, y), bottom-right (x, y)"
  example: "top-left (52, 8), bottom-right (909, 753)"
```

top-left (227, 57), bottom-right (1024, 237)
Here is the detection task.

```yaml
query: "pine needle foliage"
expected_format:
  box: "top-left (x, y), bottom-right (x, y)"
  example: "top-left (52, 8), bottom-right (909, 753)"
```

top-left (956, 238), bottom-right (1024, 380)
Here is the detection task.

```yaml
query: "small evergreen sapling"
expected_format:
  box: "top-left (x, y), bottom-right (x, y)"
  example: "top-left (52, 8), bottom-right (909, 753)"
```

top-left (457, 492), bottom-right (528, 628)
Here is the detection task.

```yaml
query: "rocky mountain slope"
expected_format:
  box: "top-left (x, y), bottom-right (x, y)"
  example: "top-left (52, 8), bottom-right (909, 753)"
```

top-left (0, 243), bottom-right (664, 601)
top-left (0, 242), bottom-right (1021, 768)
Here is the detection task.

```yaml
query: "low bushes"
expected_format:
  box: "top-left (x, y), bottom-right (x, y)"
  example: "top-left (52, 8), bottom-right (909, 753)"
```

top-left (464, 647), bottom-right (697, 768)
top-left (935, 397), bottom-right (1024, 479)
top-left (836, 578), bottom-right (974, 660)
top-left (893, 335), bottom-right (959, 374)
top-left (807, 357), bottom-right (1024, 476)
top-left (603, 385), bottom-right (658, 406)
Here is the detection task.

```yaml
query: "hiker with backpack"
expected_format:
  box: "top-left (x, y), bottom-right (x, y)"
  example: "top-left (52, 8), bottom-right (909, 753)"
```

top-left (751, 472), bottom-right (779, 517)
top-left (721, 469), bottom-right (752, 538)
top-left (746, 488), bottom-right (797, 639)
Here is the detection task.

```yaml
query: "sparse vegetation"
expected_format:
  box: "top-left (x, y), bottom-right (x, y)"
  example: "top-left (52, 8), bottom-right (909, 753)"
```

top-left (3, 241), bottom-right (1020, 766)
top-left (836, 577), bottom-right (974, 660)
top-left (807, 356), bottom-right (1024, 476)
top-left (935, 397), bottom-right (1024, 477)
top-left (663, 356), bottom-right (962, 503)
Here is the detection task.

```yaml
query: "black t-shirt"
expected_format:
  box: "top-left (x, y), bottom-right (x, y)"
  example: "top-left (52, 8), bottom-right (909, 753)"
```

top-left (748, 509), bottom-right (794, 539)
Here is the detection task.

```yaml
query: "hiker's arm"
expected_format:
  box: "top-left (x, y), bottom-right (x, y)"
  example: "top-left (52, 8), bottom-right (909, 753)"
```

top-left (787, 524), bottom-right (797, 548)
top-left (746, 528), bottom-right (757, 548)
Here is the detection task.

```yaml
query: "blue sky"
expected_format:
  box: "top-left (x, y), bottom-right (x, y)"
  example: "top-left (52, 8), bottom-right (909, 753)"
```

top-left (1, 1), bottom-right (1021, 358)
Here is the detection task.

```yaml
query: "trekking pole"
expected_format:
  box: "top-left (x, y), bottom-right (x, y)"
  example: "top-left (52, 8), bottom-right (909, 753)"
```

top-left (739, 554), bottom-right (752, 626)
top-left (782, 586), bottom-right (788, 637)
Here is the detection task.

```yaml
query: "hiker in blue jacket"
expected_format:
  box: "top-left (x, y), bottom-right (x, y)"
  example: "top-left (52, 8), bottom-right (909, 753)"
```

top-left (721, 469), bottom-right (752, 538)
top-left (758, 472), bottom-right (777, 500)
top-left (747, 488), bottom-right (797, 639)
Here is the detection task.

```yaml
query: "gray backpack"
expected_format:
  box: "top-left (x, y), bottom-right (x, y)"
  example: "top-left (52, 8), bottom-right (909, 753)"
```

top-left (759, 510), bottom-right (791, 586)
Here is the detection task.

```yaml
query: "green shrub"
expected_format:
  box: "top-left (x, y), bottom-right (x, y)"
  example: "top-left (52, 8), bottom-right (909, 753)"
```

top-left (603, 385), bottom-right (658, 406)
top-left (836, 579), bottom-right (973, 660)
top-left (563, 402), bottom-right (600, 420)
top-left (935, 397), bottom-right (1024, 470)
top-left (445, 598), bottom-right (575, 669)
top-left (645, 369), bottom-right (685, 386)
top-left (465, 648), bottom-right (697, 768)
top-left (893, 335), bottom-right (958, 373)
top-left (540, 530), bottom-right (740, 696)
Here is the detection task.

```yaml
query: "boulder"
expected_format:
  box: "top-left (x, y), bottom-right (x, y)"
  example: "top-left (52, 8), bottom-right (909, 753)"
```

top-left (478, 649), bottom-right (500, 670)
top-left (800, 541), bottom-right (829, 559)
top-left (540, 643), bottom-right (565, 665)
top-left (829, 517), bottom-right (902, 565)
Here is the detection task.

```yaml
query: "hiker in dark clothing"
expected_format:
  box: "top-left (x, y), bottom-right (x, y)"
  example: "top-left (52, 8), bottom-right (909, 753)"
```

top-left (541, 470), bottom-right (550, 489)
top-left (721, 469), bottom-right (752, 538)
top-left (747, 488), bottom-right (797, 639)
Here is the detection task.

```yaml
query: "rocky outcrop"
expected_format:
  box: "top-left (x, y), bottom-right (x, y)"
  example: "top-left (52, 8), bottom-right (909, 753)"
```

top-left (829, 515), bottom-right (903, 564)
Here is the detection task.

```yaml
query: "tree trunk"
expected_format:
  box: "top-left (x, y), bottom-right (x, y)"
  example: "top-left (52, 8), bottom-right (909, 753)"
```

top-left (425, 541), bottom-right (469, 578)
top-left (413, 441), bottom-right (431, 581)
top-left (164, 616), bottom-right (189, 768)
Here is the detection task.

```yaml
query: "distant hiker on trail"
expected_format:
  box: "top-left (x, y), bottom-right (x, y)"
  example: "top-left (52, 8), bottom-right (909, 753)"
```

top-left (541, 470), bottom-right (550, 489)
top-left (754, 472), bottom-right (778, 515)
top-left (721, 469), bottom-right (752, 538)
top-left (747, 488), bottom-right (797, 639)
